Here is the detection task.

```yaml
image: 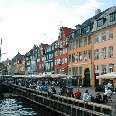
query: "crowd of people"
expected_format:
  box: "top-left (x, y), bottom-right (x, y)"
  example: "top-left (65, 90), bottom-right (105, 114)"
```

top-left (17, 78), bottom-right (114, 104)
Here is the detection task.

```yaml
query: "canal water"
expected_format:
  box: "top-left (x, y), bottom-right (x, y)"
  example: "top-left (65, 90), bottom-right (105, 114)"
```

top-left (0, 98), bottom-right (61, 116)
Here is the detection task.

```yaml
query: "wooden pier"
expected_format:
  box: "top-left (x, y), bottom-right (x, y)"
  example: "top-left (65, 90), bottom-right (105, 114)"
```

top-left (11, 84), bottom-right (114, 116)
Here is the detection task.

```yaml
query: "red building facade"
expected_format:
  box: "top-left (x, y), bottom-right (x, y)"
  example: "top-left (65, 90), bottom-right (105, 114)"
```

top-left (36, 43), bottom-right (49, 75)
top-left (54, 27), bottom-right (74, 74)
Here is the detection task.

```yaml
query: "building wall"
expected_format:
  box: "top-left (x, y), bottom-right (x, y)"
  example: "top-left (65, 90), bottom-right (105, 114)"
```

top-left (54, 27), bottom-right (74, 75)
top-left (68, 35), bottom-right (93, 86)
top-left (36, 43), bottom-right (48, 74)
top-left (92, 25), bottom-right (116, 85)
top-left (25, 45), bottom-right (38, 74)
top-left (44, 43), bottom-right (55, 74)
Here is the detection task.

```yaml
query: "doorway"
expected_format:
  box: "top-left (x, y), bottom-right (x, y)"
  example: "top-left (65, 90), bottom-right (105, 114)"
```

top-left (84, 68), bottom-right (90, 87)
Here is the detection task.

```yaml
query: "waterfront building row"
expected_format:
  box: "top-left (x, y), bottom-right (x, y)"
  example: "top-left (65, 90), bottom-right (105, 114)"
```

top-left (0, 6), bottom-right (116, 87)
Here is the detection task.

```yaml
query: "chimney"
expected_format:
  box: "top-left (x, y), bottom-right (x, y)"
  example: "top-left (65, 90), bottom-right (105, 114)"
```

top-left (95, 9), bottom-right (101, 15)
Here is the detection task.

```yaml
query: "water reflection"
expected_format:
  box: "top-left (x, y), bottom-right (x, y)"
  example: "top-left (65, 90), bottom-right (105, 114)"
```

top-left (0, 98), bottom-right (38, 116)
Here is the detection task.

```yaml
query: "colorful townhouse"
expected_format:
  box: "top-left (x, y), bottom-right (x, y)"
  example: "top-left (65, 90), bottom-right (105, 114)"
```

top-left (91, 6), bottom-right (116, 86)
top-left (54, 27), bottom-right (74, 75)
top-left (44, 42), bottom-right (55, 75)
top-left (68, 9), bottom-right (103, 87)
top-left (11, 52), bottom-right (25, 75)
top-left (0, 62), bottom-right (6, 75)
top-left (25, 45), bottom-right (38, 75)
top-left (36, 43), bottom-right (49, 75)
top-left (2, 58), bottom-right (11, 75)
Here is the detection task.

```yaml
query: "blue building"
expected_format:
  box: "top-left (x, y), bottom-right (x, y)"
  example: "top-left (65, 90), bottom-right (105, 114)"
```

top-left (44, 42), bottom-right (55, 75)
top-left (25, 45), bottom-right (38, 75)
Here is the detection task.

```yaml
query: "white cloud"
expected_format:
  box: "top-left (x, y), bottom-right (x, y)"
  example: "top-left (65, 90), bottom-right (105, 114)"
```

top-left (0, 1), bottom-right (77, 60)
top-left (74, 0), bottom-right (104, 13)
top-left (0, 0), bottom-right (110, 61)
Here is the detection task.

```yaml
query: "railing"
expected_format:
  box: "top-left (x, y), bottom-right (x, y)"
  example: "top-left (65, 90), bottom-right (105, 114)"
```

top-left (11, 84), bottom-right (114, 116)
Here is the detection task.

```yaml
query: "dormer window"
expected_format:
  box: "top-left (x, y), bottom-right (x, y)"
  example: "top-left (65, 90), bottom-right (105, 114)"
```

top-left (97, 18), bottom-right (104, 27)
top-left (110, 12), bottom-right (116, 22)
top-left (84, 26), bottom-right (90, 34)
top-left (59, 32), bottom-right (62, 39)
top-left (77, 29), bottom-right (81, 35)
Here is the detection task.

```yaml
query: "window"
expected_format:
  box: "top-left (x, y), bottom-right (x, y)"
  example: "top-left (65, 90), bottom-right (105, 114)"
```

top-left (69, 55), bottom-right (71, 63)
top-left (68, 68), bottom-right (71, 75)
top-left (79, 37), bottom-right (82, 47)
top-left (72, 53), bottom-right (75, 62)
top-left (72, 41), bottom-right (75, 49)
top-left (79, 52), bottom-right (82, 61)
top-left (42, 57), bottom-right (44, 61)
top-left (97, 19), bottom-right (104, 27)
top-left (84, 37), bottom-right (87, 46)
top-left (94, 65), bottom-right (100, 73)
top-left (110, 12), bottom-right (116, 22)
top-left (65, 39), bottom-right (68, 46)
top-left (109, 29), bottom-right (113, 39)
top-left (94, 34), bottom-right (100, 44)
top-left (76, 39), bottom-right (78, 48)
top-left (79, 67), bottom-right (82, 76)
top-left (75, 67), bottom-right (78, 76)
top-left (102, 64), bottom-right (106, 74)
top-left (102, 47), bottom-right (106, 58)
top-left (75, 52), bottom-right (78, 62)
top-left (84, 51), bottom-right (87, 60)
top-left (57, 59), bottom-right (60, 65)
top-left (70, 42), bottom-right (74, 50)
top-left (102, 32), bottom-right (106, 41)
top-left (108, 46), bottom-right (113, 58)
top-left (37, 58), bottom-right (40, 62)
top-left (51, 62), bottom-right (53, 68)
top-left (55, 60), bottom-right (57, 65)
top-left (60, 58), bottom-right (63, 64)
top-left (88, 50), bottom-right (91, 60)
top-left (60, 41), bottom-right (62, 48)
top-left (95, 65), bottom-right (100, 70)
top-left (64, 58), bottom-right (67, 63)
top-left (55, 42), bottom-right (57, 48)
top-left (108, 64), bottom-right (114, 73)
top-left (59, 32), bottom-right (62, 39)
top-left (60, 49), bottom-right (63, 54)
top-left (88, 36), bottom-right (91, 45)
top-left (94, 49), bottom-right (99, 60)
top-left (72, 67), bottom-right (75, 75)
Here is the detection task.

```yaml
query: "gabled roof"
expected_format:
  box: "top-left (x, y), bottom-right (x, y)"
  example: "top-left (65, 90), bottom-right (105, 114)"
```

top-left (97, 6), bottom-right (116, 20)
top-left (40, 43), bottom-right (49, 48)
top-left (12, 52), bottom-right (24, 62)
top-left (60, 27), bottom-right (75, 38)
top-left (80, 11), bottom-right (103, 28)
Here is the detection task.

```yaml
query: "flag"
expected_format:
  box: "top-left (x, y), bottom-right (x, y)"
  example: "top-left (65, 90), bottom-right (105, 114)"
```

top-left (1, 38), bottom-right (2, 45)
top-left (0, 47), bottom-right (1, 58)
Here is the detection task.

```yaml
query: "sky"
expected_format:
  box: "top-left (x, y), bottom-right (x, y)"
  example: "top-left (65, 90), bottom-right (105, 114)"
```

top-left (0, 0), bottom-right (116, 61)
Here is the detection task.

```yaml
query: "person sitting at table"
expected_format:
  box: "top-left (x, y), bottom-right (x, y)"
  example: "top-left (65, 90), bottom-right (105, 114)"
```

top-left (41, 82), bottom-right (48, 91)
top-left (103, 87), bottom-right (112, 103)
top-left (95, 92), bottom-right (103, 103)
top-left (75, 89), bottom-right (81, 99)
top-left (82, 90), bottom-right (91, 102)
top-left (67, 86), bottom-right (74, 97)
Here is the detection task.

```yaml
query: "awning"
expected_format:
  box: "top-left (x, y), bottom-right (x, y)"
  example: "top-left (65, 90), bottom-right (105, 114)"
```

top-left (96, 72), bottom-right (116, 79)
